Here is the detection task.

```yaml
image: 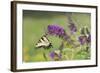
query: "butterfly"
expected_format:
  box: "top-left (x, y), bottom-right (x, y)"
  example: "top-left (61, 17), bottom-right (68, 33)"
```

top-left (35, 35), bottom-right (53, 49)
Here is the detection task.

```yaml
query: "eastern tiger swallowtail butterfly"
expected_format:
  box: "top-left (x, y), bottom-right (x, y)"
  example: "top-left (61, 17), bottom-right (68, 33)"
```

top-left (35, 35), bottom-right (53, 49)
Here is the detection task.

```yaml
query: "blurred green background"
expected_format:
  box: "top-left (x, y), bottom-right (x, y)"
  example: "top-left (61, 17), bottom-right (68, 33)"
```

top-left (23, 10), bottom-right (91, 62)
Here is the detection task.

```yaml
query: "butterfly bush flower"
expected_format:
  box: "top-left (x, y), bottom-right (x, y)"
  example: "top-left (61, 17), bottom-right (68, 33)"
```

top-left (47, 25), bottom-right (65, 36)
top-left (49, 50), bottom-right (62, 61)
top-left (47, 24), bottom-right (69, 40)
top-left (68, 23), bottom-right (77, 34)
top-left (78, 36), bottom-right (87, 45)
top-left (78, 27), bottom-right (91, 45)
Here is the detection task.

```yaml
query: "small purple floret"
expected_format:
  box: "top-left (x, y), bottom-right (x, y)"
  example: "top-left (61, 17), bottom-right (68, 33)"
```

top-left (50, 51), bottom-right (55, 59)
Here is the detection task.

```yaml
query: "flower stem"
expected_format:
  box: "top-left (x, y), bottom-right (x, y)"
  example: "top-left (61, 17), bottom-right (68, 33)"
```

top-left (59, 41), bottom-right (64, 53)
top-left (43, 49), bottom-right (47, 61)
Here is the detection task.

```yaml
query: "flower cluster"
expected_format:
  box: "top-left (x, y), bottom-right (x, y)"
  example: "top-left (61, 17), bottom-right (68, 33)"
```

top-left (47, 25), bottom-right (65, 36)
top-left (78, 27), bottom-right (91, 45)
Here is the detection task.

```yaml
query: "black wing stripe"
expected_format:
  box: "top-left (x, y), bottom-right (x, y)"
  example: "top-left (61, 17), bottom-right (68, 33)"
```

top-left (41, 37), bottom-right (45, 42)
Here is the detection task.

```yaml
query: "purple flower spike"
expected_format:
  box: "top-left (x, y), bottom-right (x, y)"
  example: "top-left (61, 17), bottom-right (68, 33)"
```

top-left (47, 24), bottom-right (71, 43)
top-left (49, 50), bottom-right (62, 61)
top-left (47, 25), bottom-right (65, 36)
top-left (68, 23), bottom-right (77, 34)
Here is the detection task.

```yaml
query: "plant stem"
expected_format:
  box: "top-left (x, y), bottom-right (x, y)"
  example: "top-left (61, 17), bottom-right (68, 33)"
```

top-left (43, 49), bottom-right (47, 61)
